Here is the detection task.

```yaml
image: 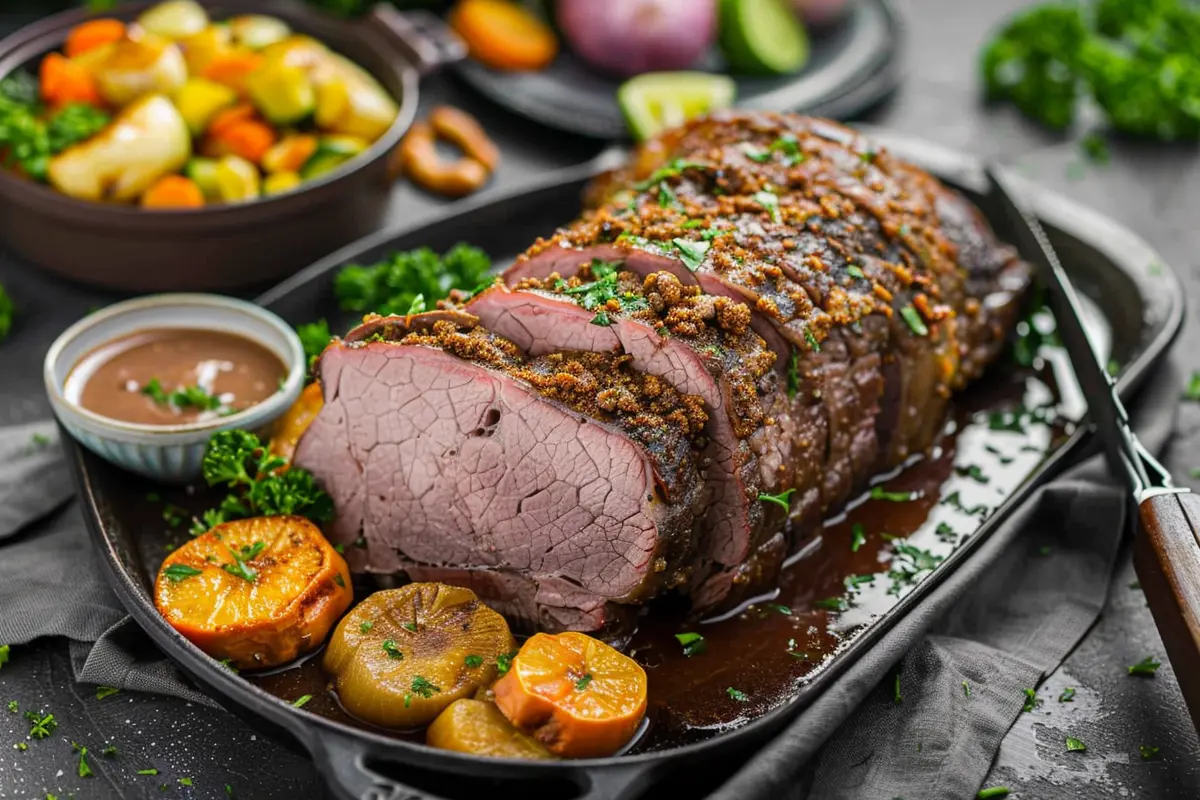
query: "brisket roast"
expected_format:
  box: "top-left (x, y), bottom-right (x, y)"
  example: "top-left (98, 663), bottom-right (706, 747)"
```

top-left (295, 112), bottom-right (1030, 632)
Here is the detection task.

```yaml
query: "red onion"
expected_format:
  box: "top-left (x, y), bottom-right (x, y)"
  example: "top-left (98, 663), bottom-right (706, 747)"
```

top-left (556, 0), bottom-right (717, 78)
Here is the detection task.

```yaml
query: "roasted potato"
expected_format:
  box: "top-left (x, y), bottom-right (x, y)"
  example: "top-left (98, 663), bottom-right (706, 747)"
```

top-left (155, 515), bottom-right (352, 670)
top-left (91, 33), bottom-right (188, 107)
top-left (323, 583), bottom-right (516, 729)
top-left (137, 0), bottom-right (210, 40)
top-left (427, 699), bottom-right (555, 759)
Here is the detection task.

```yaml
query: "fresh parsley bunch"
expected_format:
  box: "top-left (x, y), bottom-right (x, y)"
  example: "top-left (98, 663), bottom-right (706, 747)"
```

top-left (0, 71), bottom-right (109, 181)
top-left (193, 430), bottom-right (333, 534)
top-left (982, 0), bottom-right (1200, 140)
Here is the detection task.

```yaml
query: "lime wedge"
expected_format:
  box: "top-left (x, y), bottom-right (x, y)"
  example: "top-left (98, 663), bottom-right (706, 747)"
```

top-left (618, 72), bottom-right (738, 141)
top-left (719, 0), bottom-right (810, 76)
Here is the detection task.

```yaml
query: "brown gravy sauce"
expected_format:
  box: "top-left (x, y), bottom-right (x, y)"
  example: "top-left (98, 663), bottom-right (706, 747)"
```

top-left (239, 358), bottom-right (1074, 754)
top-left (66, 328), bottom-right (286, 425)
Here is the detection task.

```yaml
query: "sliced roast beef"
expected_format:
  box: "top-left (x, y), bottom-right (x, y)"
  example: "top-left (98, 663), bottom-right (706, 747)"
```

top-left (295, 317), bottom-right (710, 631)
top-left (467, 267), bottom-right (782, 608)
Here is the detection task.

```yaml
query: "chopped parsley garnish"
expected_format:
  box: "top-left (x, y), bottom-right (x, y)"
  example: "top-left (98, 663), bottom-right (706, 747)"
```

top-left (900, 305), bottom-right (929, 336)
top-left (871, 486), bottom-right (914, 502)
top-left (102, 744), bottom-right (117, 757)
top-left (410, 675), bottom-right (440, 701)
top-left (850, 523), bottom-right (867, 552)
top-left (1022, 688), bottom-right (1039, 712)
top-left (682, 218), bottom-right (706, 228)
top-left (813, 597), bottom-right (848, 612)
top-left (844, 574), bottom-right (875, 591)
top-left (1139, 744), bottom-right (1160, 760)
top-left (179, 777), bottom-right (193, 786)
top-left (141, 379), bottom-right (223, 412)
top-left (7, 700), bottom-right (16, 713)
top-left (1066, 736), bottom-right (1087, 753)
top-left (0, 644), bottom-right (9, 669)
top-left (675, 632), bottom-right (706, 657)
top-left (963, 681), bottom-right (971, 697)
top-left (382, 640), bottom-right (403, 660)
top-left (657, 182), bottom-right (679, 209)
top-left (74, 743), bottom-right (92, 778)
top-left (464, 655), bottom-right (484, 668)
top-left (162, 562), bottom-right (203, 583)
top-left (846, 265), bottom-right (865, 279)
top-left (401, 621), bottom-right (417, 633)
top-left (767, 603), bottom-right (793, 616)
top-left (137, 768), bottom-right (160, 776)
top-left (292, 695), bottom-right (312, 708)
top-left (803, 327), bottom-right (820, 352)
top-left (575, 674), bottom-right (593, 691)
top-left (1129, 581), bottom-right (1141, 590)
top-left (753, 190), bottom-right (781, 223)
top-left (672, 238), bottom-right (711, 272)
top-left (887, 543), bottom-right (944, 595)
top-left (13, 742), bottom-right (25, 751)
top-left (496, 650), bottom-right (517, 676)
top-left (1059, 687), bottom-right (1076, 702)
top-left (957, 465), bottom-right (989, 484)
top-left (334, 243), bottom-right (491, 318)
top-left (741, 144), bottom-right (772, 163)
top-left (95, 686), bottom-right (120, 700)
top-left (770, 133), bottom-right (805, 165)
top-left (218, 658), bottom-right (238, 673)
top-left (893, 672), bottom-right (902, 705)
top-left (935, 522), bottom-right (956, 543)
top-left (1128, 656), bottom-right (1161, 676)
top-left (359, 621), bottom-right (374, 634)
top-left (787, 351), bottom-right (800, 400)
top-left (162, 504), bottom-right (188, 528)
top-left (26, 711), bottom-right (56, 739)
top-left (786, 638), bottom-right (807, 659)
top-left (633, 159), bottom-right (708, 190)
top-left (221, 542), bottom-right (263, 583)
top-left (976, 788), bottom-right (1010, 799)
top-left (406, 294), bottom-right (426, 315)
top-left (333, 543), bottom-right (345, 554)
top-left (193, 430), bottom-right (333, 534)
top-left (942, 491), bottom-right (989, 517)
top-left (758, 488), bottom-right (796, 511)
top-left (1186, 372), bottom-right (1200, 401)
top-left (559, 259), bottom-right (647, 325)
top-left (726, 687), bottom-right (749, 702)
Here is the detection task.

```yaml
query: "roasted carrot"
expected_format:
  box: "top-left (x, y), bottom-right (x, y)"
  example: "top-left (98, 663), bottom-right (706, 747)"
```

top-left (207, 102), bottom-right (256, 137)
top-left (155, 515), bottom-right (352, 670)
top-left (141, 174), bottom-right (205, 209)
top-left (449, 0), bottom-right (558, 72)
top-left (269, 381), bottom-right (323, 462)
top-left (210, 119), bottom-right (277, 163)
top-left (261, 133), bottom-right (318, 174)
top-left (39, 53), bottom-right (102, 108)
top-left (202, 50), bottom-right (265, 93)
top-left (64, 18), bottom-right (126, 58)
top-left (493, 632), bottom-right (647, 758)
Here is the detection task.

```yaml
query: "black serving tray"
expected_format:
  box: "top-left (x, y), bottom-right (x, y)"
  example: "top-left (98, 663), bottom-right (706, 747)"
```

top-left (454, 0), bottom-right (903, 139)
top-left (64, 130), bottom-right (1183, 800)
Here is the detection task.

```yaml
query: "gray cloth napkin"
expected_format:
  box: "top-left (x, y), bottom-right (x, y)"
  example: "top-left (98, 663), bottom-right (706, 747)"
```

top-left (0, 361), bottom-right (1181, 800)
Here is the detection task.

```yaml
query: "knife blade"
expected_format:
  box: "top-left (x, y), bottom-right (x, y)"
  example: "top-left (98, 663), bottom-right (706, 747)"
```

top-left (986, 166), bottom-right (1200, 736)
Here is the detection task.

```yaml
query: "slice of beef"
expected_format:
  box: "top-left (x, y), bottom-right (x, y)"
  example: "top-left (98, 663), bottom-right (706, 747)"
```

top-left (467, 268), bottom-right (782, 608)
top-left (295, 317), bottom-right (710, 631)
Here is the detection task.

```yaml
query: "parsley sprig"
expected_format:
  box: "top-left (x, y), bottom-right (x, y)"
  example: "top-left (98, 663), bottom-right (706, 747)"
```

top-left (556, 259), bottom-right (648, 326)
top-left (141, 378), bottom-right (223, 412)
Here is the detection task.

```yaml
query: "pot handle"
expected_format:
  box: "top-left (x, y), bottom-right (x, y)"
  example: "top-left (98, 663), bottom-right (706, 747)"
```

top-left (576, 763), bottom-right (661, 800)
top-left (311, 730), bottom-right (448, 800)
top-left (362, 5), bottom-right (467, 76)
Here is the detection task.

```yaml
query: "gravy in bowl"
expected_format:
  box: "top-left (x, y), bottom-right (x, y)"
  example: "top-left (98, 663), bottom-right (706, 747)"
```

top-left (66, 328), bottom-right (287, 426)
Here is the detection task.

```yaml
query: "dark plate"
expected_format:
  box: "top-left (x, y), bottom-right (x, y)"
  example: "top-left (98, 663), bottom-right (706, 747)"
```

top-left (63, 130), bottom-right (1183, 800)
top-left (454, 0), bottom-right (902, 139)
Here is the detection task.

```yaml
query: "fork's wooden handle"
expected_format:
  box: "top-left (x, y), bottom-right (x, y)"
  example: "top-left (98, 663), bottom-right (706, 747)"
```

top-left (1134, 491), bottom-right (1200, 733)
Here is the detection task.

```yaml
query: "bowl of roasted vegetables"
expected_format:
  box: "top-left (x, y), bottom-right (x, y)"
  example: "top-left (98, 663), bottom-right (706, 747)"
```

top-left (0, 0), bottom-right (451, 291)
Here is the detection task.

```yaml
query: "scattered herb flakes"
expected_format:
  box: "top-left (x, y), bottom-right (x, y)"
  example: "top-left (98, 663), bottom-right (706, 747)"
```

top-left (1021, 688), bottom-right (1039, 712)
top-left (1059, 687), bottom-right (1076, 702)
top-left (787, 351), bottom-right (800, 400)
top-left (26, 711), bottom-right (56, 739)
top-left (162, 504), bottom-right (189, 528)
top-left (1191, 468), bottom-right (1200, 479)
top-left (956, 465), bottom-right (989, 484)
top-left (0, 644), bottom-right (8, 669)
top-left (935, 522), bottom-right (956, 544)
top-left (411, 675), bottom-right (439, 699)
top-left (887, 543), bottom-right (944, 595)
top-left (292, 695), bottom-right (312, 708)
top-left (575, 674), bottom-right (593, 691)
top-left (871, 486), bottom-right (914, 502)
top-left (30, 432), bottom-right (49, 447)
top-left (95, 686), bottom-right (120, 700)
top-left (163, 563), bottom-right (203, 582)
top-left (76, 744), bottom-right (94, 778)
top-left (141, 379), bottom-right (223, 412)
top-left (900, 305), bottom-right (929, 336)
top-left (357, 620), bottom-right (374, 634)
top-left (137, 768), bottom-right (160, 776)
top-left (1128, 581), bottom-right (1141, 590)
top-left (1185, 372), bottom-right (1200, 401)
top-left (786, 638), bottom-right (807, 659)
top-left (1128, 656), bottom-right (1161, 676)
top-left (7, 700), bottom-right (16, 712)
top-left (727, 687), bottom-right (749, 702)
top-left (846, 264), bottom-right (865, 279)
top-left (221, 546), bottom-right (258, 583)
top-left (382, 640), bottom-right (404, 660)
top-left (767, 603), bottom-right (793, 616)
top-left (672, 238), bottom-right (711, 272)
top-left (333, 543), bottom-right (345, 554)
top-left (334, 573), bottom-right (346, 588)
top-left (102, 744), bottom-right (117, 757)
top-left (813, 597), bottom-right (848, 612)
top-left (844, 574), bottom-right (875, 591)
top-left (401, 621), bottom-right (417, 633)
top-left (758, 488), bottom-right (796, 511)
top-left (851, 523), bottom-right (867, 552)
top-left (942, 491), bottom-right (990, 517)
top-left (1038, 545), bottom-right (1052, 556)
top-left (977, 788), bottom-right (1011, 799)
top-left (179, 777), bottom-right (194, 786)
top-left (632, 159), bottom-right (708, 190)
top-left (227, 785), bottom-right (235, 797)
top-left (963, 681), bottom-right (971, 698)
top-left (893, 672), bottom-right (902, 705)
top-left (218, 658), bottom-right (238, 673)
top-left (741, 144), bottom-right (772, 163)
top-left (675, 632), bottom-right (707, 657)
top-left (14, 742), bottom-right (26, 751)
top-left (752, 190), bottom-right (781, 223)
top-left (1106, 359), bottom-right (1121, 376)
top-left (496, 650), bottom-right (517, 676)
top-left (1066, 736), bottom-right (1087, 752)
top-left (1139, 744), bottom-right (1160, 760)
top-left (464, 654), bottom-right (484, 669)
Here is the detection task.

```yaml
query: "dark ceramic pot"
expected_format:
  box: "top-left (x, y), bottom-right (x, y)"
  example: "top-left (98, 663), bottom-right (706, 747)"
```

top-left (0, 1), bottom-right (464, 292)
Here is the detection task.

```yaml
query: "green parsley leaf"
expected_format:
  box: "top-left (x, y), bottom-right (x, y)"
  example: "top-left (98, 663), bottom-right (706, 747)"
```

top-left (803, 326), bottom-right (821, 352)
top-left (359, 621), bottom-right (374, 634)
top-left (672, 238), bottom-right (711, 272)
top-left (95, 686), bottom-right (120, 700)
top-left (1139, 744), bottom-right (1160, 760)
top-left (406, 293), bottom-right (426, 315)
top-left (464, 655), bottom-right (483, 668)
top-left (976, 788), bottom-right (1010, 799)
top-left (741, 144), bottom-right (772, 163)
top-left (632, 159), bottom-right (708, 190)
top-left (333, 244), bottom-right (491, 317)
top-left (753, 190), bottom-right (781, 223)
top-left (893, 672), bottom-right (902, 705)
top-left (963, 681), bottom-right (971, 698)
top-left (1059, 687), bottom-right (1076, 702)
top-left (137, 768), bottom-right (160, 776)
top-left (401, 621), bottom-right (417, 632)
top-left (846, 265), bottom-right (865, 279)
top-left (1022, 688), bottom-right (1039, 712)
top-left (1185, 372), bottom-right (1200, 401)
top-left (76, 744), bottom-right (92, 778)
top-left (850, 522), bottom-right (867, 552)
top-left (575, 674), bottom-right (593, 691)
top-left (411, 675), bottom-right (439, 699)
top-left (758, 488), bottom-right (796, 510)
top-left (726, 687), bottom-right (749, 702)
top-left (871, 486), bottom-right (915, 502)
top-left (1128, 656), bottom-right (1161, 676)
top-left (675, 632), bottom-right (706, 657)
top-left (26, 711), bottom-right (56, 739)
top-left (813, 597), bottom-right (848, 612)
top-left (179, 777), bottom-right (193, 787)
top-left (786, 638), bottom-right (807, 659)
top-left (14, 742), bottom-right (26, 751)
top-left (292, 695), bottom-right (312, 708)
top-left (334, 573), bottom-right (345, 588)
top-left (163, 564), bottom-right (203, 582)
top-left (496, 651), bottom-right (517, 676)
top-left (102, 744), bottom-right (117, 757)
top-left (382, 640), bottom-right (403, 660)
top-left (767, 603), bottom-right (793, 616)
top-left (787, 350), bottom-right (800, 400)
top-left (900, 305), bottom-right (929, 336)
top-left (296, 319), bottom-right (332, 368)
top-left (0, 644), bottom-right (8, 670)
top-left (1066, 736), bottom-right (1087, 752)
top-left (7, 700), bottom-right (16, 713)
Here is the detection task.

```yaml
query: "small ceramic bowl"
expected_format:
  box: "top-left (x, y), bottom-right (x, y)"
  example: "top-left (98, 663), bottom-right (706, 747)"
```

top-left (44, 294), bottom-right (306, 484)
